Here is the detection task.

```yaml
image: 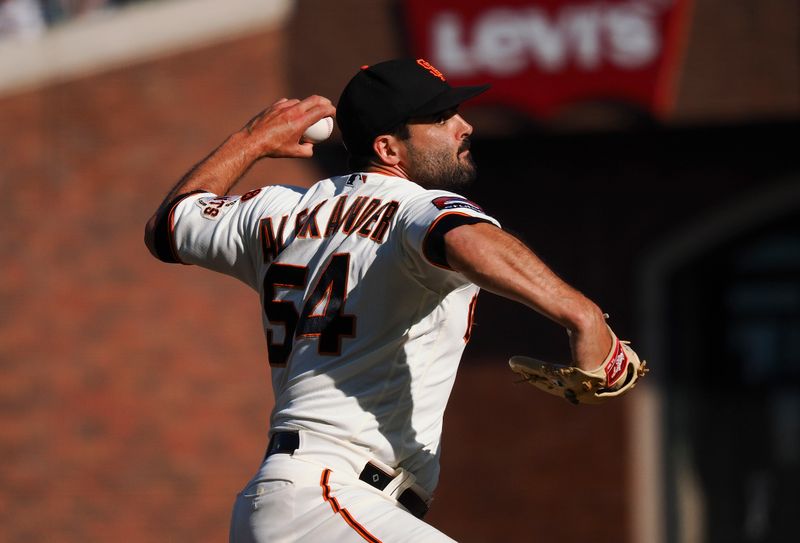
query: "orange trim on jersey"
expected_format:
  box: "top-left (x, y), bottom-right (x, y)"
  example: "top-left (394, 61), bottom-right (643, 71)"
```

top-left (307, 282), bottom-right (335, 318)
top-left (320, 469), bottom-right (383, 543)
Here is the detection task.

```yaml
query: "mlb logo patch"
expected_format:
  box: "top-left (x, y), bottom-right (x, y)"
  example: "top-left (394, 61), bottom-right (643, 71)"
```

top-left (346, 173), bottom-right (366, 186)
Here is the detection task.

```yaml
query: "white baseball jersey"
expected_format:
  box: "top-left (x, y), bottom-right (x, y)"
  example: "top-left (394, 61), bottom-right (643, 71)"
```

top-left (160, 172), bottom-right (499, 495)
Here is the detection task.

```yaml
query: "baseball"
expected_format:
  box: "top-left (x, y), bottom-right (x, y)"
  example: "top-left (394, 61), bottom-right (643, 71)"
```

top-left (302, 116), bottom-right (334, 144)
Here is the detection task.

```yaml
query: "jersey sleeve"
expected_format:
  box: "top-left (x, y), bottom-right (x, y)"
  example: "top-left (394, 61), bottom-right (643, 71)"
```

top-left (397, 190), bottom-right (501, 290)
top-left (152, 185), bottom-right (303, 288)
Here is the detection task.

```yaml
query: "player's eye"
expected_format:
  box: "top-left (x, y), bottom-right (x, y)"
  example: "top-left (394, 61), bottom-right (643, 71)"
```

top-left (435, 108), bottom-right (458, 124)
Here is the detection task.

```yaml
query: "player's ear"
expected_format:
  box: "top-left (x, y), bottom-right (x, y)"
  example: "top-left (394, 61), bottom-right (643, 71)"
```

top-left (372, 134), bottom-right (403, 166)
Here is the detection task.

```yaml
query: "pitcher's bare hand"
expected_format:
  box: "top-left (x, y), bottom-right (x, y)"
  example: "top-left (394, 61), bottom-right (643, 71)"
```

top-left (240, 96), bottom-right (336, 160)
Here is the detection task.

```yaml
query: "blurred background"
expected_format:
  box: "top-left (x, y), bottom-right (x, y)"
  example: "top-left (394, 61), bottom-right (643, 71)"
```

top-left (0, 0), bottom-right (797, 541)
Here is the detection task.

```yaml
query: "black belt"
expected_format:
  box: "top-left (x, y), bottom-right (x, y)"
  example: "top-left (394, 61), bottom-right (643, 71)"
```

top-left (265, 431), bottom-right (429, 519)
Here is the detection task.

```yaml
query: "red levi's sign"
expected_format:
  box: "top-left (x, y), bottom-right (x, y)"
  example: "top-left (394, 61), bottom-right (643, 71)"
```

top-left (404, 0), bottom-right (693, 118)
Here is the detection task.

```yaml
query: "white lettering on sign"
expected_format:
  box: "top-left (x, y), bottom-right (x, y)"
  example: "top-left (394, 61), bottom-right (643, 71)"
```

top-left (431, 3), bottom-right (660, 77)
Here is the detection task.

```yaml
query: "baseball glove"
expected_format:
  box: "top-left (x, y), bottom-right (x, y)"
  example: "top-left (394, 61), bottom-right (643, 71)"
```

top-left (509, 326), bottom-right (647, 405)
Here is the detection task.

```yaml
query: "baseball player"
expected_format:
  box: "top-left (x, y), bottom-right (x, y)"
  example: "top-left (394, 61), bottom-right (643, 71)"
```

top-left (145, 59), bottom-right (613, 542)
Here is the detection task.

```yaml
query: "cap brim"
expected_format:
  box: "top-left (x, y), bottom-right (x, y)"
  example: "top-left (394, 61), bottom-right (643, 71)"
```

top-left (409, 84), bottom-right (490, 118)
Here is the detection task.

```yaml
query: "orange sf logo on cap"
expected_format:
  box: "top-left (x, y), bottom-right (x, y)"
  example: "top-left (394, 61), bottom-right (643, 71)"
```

top-left (416, 59), bottom-right (446, 81)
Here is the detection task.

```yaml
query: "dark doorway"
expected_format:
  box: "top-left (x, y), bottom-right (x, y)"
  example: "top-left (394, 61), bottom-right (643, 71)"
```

top-left (664, 209), bottom-right (800, 542)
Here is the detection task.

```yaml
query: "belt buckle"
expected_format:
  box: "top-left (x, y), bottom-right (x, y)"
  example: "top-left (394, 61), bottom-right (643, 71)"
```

top-left (359, 462), bottom-right (428, 519)
top-left (359, 462), bottom-right (392, 490)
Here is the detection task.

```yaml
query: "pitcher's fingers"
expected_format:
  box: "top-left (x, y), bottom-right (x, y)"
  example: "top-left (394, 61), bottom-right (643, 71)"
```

top-left (248, 99), bottom-right (303, 131)
top-left (300, 140), bottom-right (315, 153)
top-left (291, 141), bottom-right (315, 158)
top-left (261, 99), bottom-right (301, 121)
top-left (308, 102), bottom-right (336, 119)
top-left (296, 102), bottom-right (336, 129)
top-left (271, 98), bottom-right (300, 111)
top-left (298, 94), bottom-right (332, 108)
top-left (244, 100), bottom-right (292, 129)
top-left (295, 95), bottom-right (335, 115)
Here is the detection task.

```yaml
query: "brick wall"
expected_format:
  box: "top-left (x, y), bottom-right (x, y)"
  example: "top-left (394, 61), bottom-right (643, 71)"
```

top-left (0, 28), bottom-right (319, 542)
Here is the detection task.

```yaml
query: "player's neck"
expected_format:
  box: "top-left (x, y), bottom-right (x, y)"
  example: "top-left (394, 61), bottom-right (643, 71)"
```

top-left (364, 162), bottom-right (410, 180)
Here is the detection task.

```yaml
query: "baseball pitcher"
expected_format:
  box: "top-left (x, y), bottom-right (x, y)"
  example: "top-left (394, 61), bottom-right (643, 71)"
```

top-left (145, 58), bottom-right (644, 542)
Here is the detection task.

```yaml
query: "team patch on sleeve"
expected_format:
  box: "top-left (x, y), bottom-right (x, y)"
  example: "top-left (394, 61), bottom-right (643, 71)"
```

top-left (196, 195), bottom-right (239, 220)
top-left (431, 196), bottom-right (484, 214)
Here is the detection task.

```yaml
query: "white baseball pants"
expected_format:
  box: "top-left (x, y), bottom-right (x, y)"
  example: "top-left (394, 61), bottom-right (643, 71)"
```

top-left (228, 432), bottom-right (456, 543)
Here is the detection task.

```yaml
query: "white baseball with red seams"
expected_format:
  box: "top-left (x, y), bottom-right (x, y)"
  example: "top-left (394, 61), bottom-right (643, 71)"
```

top-left (302, 116), bottom-right (334, 143)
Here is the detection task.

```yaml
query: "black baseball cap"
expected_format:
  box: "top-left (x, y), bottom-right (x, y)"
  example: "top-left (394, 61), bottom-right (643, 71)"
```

top-left (337, 58), bottom-right (489, 155)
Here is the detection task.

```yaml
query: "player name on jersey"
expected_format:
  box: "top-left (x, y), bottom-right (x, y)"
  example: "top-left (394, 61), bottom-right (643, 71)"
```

top-left (259, 195), bottom-right (401, 262)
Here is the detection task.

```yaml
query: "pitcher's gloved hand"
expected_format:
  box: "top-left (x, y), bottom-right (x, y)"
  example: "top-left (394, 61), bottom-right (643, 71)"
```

top-left (509, 326), bottom-right (648, 405)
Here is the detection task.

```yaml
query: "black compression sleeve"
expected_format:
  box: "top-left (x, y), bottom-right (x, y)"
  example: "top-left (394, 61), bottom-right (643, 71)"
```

top-left (423, 214), bottom-right (495, 269)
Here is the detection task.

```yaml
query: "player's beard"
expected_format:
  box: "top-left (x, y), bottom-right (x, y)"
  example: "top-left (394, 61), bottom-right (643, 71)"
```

top-left (405, 138), bottom-right (477, 190)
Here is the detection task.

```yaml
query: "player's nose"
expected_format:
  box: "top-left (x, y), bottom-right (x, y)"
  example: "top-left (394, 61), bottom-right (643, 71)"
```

top-left (454, 114), bottom-right (473, 138)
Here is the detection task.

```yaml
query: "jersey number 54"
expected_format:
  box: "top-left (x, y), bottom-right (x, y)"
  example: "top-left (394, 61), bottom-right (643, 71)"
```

top-left (262, 253), bottom-right (356, 367)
